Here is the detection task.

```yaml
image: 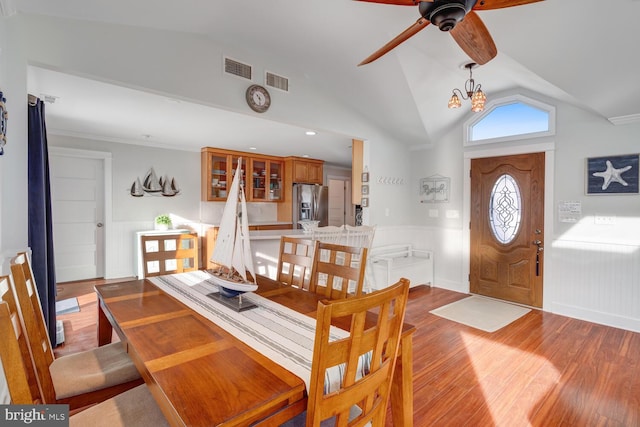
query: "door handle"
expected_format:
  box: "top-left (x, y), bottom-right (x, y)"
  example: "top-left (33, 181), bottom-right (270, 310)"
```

top-left (532, 239), bottom-right (543, 276)
top-left (97, 223), bottom-right (104, 228)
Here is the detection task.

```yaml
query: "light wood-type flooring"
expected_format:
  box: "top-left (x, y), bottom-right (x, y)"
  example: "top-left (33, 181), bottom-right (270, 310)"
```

top-left (55, 279), bottom-right (640, 426)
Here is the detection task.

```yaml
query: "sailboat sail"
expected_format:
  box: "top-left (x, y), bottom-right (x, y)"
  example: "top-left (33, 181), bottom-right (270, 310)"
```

top-left (210, 159), bottom-right (257, 292)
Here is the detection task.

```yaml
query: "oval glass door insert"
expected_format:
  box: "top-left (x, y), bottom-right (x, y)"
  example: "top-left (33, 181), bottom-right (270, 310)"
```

top-left (489, 174), bottom-right (522, 244)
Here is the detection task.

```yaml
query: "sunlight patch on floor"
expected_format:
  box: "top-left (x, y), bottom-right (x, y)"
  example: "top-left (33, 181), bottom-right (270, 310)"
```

top-left (461, 331), bottom-right (561, 425)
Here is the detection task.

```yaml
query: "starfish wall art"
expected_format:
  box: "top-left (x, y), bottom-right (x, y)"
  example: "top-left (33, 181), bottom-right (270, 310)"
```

top-left (586, 154), bottom-right (639, 194)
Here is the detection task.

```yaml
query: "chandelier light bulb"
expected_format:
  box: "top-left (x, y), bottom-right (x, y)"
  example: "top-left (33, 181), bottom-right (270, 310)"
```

top-left (448, 93), bottom-right (461, 109)
top-left (471, 89), bottom-right (486, 112)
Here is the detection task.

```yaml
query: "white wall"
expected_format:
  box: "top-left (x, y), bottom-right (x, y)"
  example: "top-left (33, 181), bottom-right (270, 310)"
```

top-left (0, 10), bottom-right (28, 407)
top-left (0, 13), bottom-right (29, 274)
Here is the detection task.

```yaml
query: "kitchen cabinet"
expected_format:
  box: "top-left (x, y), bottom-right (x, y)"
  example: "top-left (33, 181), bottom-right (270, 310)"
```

top-left (201, 148), bottom-right (246, 201)
top-left (288, 157), bottom-right (324, 184)
top-left (201, 148), bottom-right (283, 202)
top-left (249, 156), bottom-right (283, 202)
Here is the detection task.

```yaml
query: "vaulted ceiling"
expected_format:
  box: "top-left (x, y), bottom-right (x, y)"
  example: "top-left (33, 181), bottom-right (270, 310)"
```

top-left (17, 0), bottom-right (640, 167)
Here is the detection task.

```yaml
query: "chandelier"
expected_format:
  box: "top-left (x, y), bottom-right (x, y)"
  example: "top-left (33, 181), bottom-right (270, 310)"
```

top-left (448, 63), bottom-right (487, 112)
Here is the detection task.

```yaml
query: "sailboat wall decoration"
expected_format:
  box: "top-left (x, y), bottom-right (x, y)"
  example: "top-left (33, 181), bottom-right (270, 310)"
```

top-left (207, 158), bottom-right (258, 311)
top-left (130, 167), bottom-right (181, 197)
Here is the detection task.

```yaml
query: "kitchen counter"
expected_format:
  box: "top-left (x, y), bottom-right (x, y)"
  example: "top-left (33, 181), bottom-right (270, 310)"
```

top-left (249, 229), bottom-right (309, 279)
top-left (249, 229), bottom-right (307, 240)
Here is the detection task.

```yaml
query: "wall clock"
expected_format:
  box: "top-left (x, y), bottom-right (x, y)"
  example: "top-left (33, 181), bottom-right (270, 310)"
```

top-left (245, 84), bottom-right (271, 113)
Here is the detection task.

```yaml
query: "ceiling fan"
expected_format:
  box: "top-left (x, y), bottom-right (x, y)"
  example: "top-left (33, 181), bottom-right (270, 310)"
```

top-left (356, 0), bottom-right (544, 66)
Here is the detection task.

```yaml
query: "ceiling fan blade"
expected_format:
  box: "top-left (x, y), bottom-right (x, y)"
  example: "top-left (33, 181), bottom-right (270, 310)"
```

top-left (450, 11), bottom-right (497, 65)
top-left (472, 0), bottom-right (544, 11)
top-left (354, 0), bottom-right (428, 5)
top-left (359, 17), bottom-right (430, 66)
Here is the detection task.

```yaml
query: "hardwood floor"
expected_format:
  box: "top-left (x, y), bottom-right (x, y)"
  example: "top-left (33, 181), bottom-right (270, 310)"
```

top-left (55, 280), bottom-right (640, 426)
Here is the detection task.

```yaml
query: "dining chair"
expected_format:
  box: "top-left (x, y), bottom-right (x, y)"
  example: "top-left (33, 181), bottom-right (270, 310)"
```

top-left (9, 252), bottom-right (143, 410)
top-left (343, 224), bottom-right (376, 250)
top-left (141, 232), bottom-right (199, 277)
top-left (0, 300), bottom-right (169, 427)
top-left (344, 224), bottom-right (376, 292)
top-left (311, 225), bottom-right (344, 244)
top-left (308, 241), bottom-right (368, 299)
top-left (282, 278), bottom-right (411, 427)
top-left (276, 236), bottom-right (316, 290)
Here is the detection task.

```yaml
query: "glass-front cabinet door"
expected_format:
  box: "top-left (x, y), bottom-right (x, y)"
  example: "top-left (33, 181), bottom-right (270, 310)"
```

top-left (232, 155), bottom-right (246, 195)
top-left (202, 150), bottom-right (246, 201)
top-left (249, 157), bottom-right (283, 201)
top-left (206, 152), bottom-right (229, 200)
top-left (268, 161), bottom-right (282, 201)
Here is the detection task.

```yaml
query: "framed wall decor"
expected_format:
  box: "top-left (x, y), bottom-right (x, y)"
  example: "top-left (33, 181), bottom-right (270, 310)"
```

top-left (361, 197), bottom-right (369, 207)
top-left (586, 154), bottom-right (639, 195)
top-left (361, 172), bottom-right (369, 183)
top-left (0, 90), bottom-right (7, 155)
top-left (420, 174), bottom-right (450, 203)
top-left (361, 184), bottom-right (369, 195)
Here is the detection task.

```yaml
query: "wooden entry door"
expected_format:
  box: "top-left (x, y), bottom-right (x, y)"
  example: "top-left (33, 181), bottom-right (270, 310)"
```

top-left (470, 152), bottom-right (544, 307)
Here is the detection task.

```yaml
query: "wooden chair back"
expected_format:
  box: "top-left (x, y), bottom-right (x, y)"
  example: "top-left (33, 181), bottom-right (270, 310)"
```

top-left (307, 278), bottom-right (410, 426)
top-left (141, 232), bottom-right (199, 277)
top-left (9, 252), bottom-right (58, 403)
top-left (0, 300), bottom-right (41, 404)
top-left (0, 276), bottom-right (41, 403)
top-left (311, 225), bottom-right (344, 244)
top-left (309, 241), bottom-right (368, 299)
top-left (276, 236), bottom-right (316, 290)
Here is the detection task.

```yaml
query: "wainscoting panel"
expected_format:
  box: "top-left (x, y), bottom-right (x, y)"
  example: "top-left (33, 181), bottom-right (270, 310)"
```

top-left (105, 221), bottom-right (151, 279)
top-left (550, 239), bottom-right (640, 332)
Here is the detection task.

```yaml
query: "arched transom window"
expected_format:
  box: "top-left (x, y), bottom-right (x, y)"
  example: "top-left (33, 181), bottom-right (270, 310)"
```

top-left (464, 94), bottom-right (556, 146)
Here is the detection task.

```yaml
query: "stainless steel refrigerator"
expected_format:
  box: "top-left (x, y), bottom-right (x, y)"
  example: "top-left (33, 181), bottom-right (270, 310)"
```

top-left (292, 183), bottom-right (329, 229)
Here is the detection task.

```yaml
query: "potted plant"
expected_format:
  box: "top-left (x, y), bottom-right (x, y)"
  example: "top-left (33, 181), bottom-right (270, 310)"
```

top-left (154, 214), bottom-right (172, 231)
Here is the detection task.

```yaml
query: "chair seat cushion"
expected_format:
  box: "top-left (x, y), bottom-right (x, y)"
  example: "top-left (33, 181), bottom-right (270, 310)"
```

top-left (280, 405), bottom-right (365, 427)
top-left (50, 342), bottom-right (141, 399)
top-left (69, 384), bottom-right (168, 427)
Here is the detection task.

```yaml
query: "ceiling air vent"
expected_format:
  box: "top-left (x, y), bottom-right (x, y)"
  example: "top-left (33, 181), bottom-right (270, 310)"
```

top-left (265, 71), bottom-right (289, 92)
top-left (224, 57), bottom-right (252, 80)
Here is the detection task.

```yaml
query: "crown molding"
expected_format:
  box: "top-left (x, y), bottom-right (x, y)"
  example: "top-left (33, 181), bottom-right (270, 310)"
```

top-left (608, 113), bottom-right (640, 126)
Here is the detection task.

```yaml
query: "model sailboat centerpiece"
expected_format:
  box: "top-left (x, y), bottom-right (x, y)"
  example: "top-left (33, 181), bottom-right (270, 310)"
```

top-left (207, 158), bottom-right (258, 311)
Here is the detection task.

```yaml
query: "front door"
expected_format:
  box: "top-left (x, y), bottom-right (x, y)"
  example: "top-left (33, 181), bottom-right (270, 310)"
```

top-left (470, 152), bottom-right (544, 307)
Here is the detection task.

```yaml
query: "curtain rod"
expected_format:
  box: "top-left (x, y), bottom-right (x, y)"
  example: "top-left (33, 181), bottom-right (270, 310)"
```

top-left (28, 94), bottom-right (38, 106)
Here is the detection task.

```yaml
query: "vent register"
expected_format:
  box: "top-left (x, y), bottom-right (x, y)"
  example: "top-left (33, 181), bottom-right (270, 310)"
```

top-left (224, 57), bottom-right (289, 92)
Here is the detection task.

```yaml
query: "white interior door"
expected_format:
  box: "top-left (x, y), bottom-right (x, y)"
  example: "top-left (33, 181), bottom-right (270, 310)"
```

top-left (328, 178), bottom-right (353, 226)
top-left (50, 152), bottom-right (105, 282)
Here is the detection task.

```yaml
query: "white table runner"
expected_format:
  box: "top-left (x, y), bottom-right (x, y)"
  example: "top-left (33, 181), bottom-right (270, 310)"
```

top-left (148, 271), bottom-right (368, 393)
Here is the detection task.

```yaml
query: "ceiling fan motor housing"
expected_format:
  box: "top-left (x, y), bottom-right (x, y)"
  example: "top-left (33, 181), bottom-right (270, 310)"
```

top-left (421, 0), bottom-right (476, 32)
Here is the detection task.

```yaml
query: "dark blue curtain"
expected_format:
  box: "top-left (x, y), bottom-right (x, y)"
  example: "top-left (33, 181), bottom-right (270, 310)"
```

top-left (28, 97), bottom-right (57, 345)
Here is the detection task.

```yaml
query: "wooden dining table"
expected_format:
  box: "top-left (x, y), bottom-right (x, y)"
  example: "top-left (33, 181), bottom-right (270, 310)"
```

top-left (96, 273), bottom-right (415, 426)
